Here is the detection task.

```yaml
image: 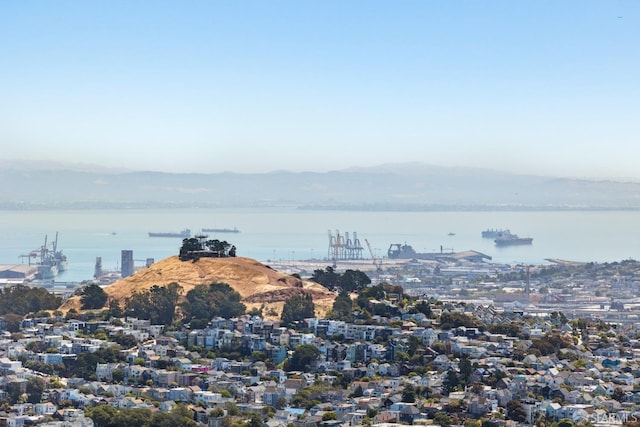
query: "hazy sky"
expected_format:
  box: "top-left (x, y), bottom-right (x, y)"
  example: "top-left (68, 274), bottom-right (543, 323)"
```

top-left (1, 1), bottom-right (639, 178)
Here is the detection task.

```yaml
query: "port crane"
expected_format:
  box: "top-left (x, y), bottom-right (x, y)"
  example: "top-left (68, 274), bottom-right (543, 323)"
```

top-left (364, 238), bottom-right (383, 282)
top-left (19, 251), bottom-right (38, 265)
top-left (328, 230), bottom-right (341, 268)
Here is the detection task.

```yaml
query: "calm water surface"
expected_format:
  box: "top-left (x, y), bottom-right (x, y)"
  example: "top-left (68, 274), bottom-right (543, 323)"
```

top-left (1, 208), bottom-right (639, 282)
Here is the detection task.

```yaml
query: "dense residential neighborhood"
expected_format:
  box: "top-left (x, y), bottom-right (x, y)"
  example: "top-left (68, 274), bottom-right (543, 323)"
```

top-left (2, 259), bottom-right (640, 427)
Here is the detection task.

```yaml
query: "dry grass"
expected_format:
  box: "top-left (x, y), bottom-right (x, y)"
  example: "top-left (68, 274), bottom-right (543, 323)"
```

top-left (60, 256), bottom-right (336, 320)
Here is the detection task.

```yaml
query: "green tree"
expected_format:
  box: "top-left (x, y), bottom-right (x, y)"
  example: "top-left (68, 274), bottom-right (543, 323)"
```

top-left (413, 300), bottom-right (432, 318)
top-left (2, 313), bottom-right (23, 332)
top-left (248, 414), bottom-right (264, 427)
top-left (65, 308), bottom-right (81, 320)
top-left (180, 238), bottom-right (203, 258)
top-left (506, 400), bottom-right (527, 422)
top-left (25, 360), bottom-right (55, 375)
top-left (350, 385), bottom-right (364, 398)
top-left (329, 290), bottom-right (353, 321)
top-left (182, 282), bottom-right (245, 322)
top-left (111, 368), bottom-right (125, 383)
top-left (86, 404), bottom-right (118, 427)
top-left (6, 382), bottom-right (23, 404)
top-left (444, 370), bottom-right (460, 393)
top-left (439, 312), bottom-right (481, 330)
top-left (487, 322), bottom-right (522, 338)
top-left (26, 376), bottom-right (45, 403)
top-left (149, 407), bottom-right (197, 426)
top-left (311, 267), bottom-right (339, 290)
top-left (550, 311), bottom-right (569, 325)
top-left (459, 357), bottom-right (473, 385)
top-left (125, 283), bottom-right (182, 324)
top-left (108, 299), bottom-right (124, 318)
top-left (557, 418), bottom-right (575, 427)
top-left (206, 239), bottom-right (232, 257)
top-left (311, 267), bottom-right (371, 292)
top-left (209, 408), bottom-right (225, 419)
top-left (433, 413), bottom-right (451, 427)
top-left (276, 396), bottom-right (288, 410)
top-left (69, 345), bottom-right (122, 380)
top-left (612, 387), bottom-right (626, 402)
top-left (0, 285), bottom-right (61, 316)
top-left (338, 269), bottom-right (371, 292)
top-left (80, 284), bottom-right (108, 309)
top-left (286, 344), bottom-right (321, 372)
top-left (281, 293), bottom-right (315, 325)
top-left (115, 408), bottom-right (153, 427)
top-left (322, 412), bottom-right (337, 421)
top-left (112, 333), bottom-right (138, 349)
top-left (179, 237), bottom-right (234, 260)
top-left (356, 284), bottom-right (386, 309)
top-left (431, 341), bottom-right (447, 354)
top-left (401, 384), bottom-right (416, 403)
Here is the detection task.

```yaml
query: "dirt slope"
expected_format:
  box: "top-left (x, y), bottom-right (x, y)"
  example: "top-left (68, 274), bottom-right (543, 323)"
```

top-left (60, 256), bottom-right (336, 319)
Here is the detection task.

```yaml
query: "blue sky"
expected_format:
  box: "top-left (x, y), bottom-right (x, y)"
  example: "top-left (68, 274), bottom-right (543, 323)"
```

top-left (1, 1), bottom-right (638, 178)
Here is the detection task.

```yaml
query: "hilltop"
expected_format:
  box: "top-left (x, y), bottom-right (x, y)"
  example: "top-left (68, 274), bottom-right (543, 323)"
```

top-left (60, 256), bottom-right (336, 319)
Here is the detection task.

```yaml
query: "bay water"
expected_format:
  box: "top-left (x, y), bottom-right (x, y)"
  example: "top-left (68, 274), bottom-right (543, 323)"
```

top-left (1, 208), bottom-right (639, 283)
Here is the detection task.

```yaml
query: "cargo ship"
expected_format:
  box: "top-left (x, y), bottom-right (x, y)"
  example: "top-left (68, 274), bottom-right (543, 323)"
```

top-left (19, 232), bottom-right (67, 279)
top-left (49, 232), bottom-right (67, 272)
top-left (201, 227), bottom-right (240, 233)
top-left (482, 228), bottom-right (509, 238)
top-left (148, 229), bottom-right (191, 238)
top-left (387, 242), bottom-right (492, 262)
top-left (494, 231), bottom-right (533, 246)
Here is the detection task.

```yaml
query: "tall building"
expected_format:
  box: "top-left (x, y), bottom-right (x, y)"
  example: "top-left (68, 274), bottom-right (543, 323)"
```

top-left (121, 250), bottom-right (134, 278)
top-left (94, 257), bottom-right (102, 279)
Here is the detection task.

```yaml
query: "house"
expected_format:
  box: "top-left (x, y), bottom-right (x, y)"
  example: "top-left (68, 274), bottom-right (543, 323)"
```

top-left (34, 402), bottom-right (57, 416)
top-left (0, 358), bottom-right (22, 374)
top-left (433, 355), bottom-right (451, 370)
top-left (167, 387), bottom-right (192, 402)
top-left (399, 404), bottom-right (420, 424)
top-left (544, 402), bottom-right (562, 419)
top-left (495, 389), bottom-right (513, 407)
top-left (468, 396), bottom-right (491, 416)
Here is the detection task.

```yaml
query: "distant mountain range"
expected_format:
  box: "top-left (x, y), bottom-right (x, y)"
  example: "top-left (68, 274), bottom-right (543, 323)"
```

top-left (1, 160), bottom-right (639, 210)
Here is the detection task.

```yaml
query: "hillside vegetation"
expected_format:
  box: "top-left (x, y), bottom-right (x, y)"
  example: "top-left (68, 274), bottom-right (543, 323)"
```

top-left (60, 256), bottom-right (336, 319)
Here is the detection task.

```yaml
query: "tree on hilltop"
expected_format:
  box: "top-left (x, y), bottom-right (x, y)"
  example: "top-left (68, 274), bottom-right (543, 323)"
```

top-left (311, 266), bottom-right (371, 292)
top-left (338, 269), bottom-right (371, 292)
top-left (311, 267), bottom-right (339, 290)
top-left (179, 237), bottom-right (236, 260)
top-left (80, 284), bottom-right (108, 309)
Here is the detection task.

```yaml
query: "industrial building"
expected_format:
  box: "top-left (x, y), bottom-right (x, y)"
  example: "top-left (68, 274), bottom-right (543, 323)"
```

top-left (0, 264), bottom-right (38, 283)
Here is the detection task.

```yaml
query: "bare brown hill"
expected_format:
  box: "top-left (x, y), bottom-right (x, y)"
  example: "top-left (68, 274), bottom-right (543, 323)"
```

top-left (60, 256), bottom-right (336, 319)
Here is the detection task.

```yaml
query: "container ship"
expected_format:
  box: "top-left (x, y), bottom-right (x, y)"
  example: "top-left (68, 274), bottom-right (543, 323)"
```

top-left (148, 229), bottom-right (191, 238)
top-left (494, 231), bottom-right (533, 246)
top-left (201, 227), bottom-right (240, 233)
top-left (19, 232), bottom-right (68, 279)
top-left (482, 228), bottom-right (509, 238)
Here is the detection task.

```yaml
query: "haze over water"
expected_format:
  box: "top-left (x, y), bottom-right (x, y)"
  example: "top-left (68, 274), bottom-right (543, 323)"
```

top-left (1, 208), bottom-right (639, 282)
